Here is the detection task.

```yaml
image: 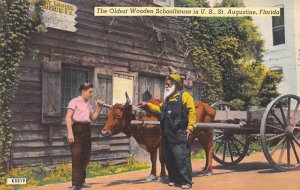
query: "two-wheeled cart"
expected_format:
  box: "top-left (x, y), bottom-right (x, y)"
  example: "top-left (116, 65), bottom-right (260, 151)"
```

top-left (131, 94), bottom-right (300, 172)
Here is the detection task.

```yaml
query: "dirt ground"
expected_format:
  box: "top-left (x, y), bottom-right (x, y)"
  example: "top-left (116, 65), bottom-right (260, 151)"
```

top-left (23, 152), bottom-right (300, 190)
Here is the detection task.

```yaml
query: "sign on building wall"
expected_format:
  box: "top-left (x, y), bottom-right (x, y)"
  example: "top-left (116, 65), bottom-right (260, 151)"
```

top-left (29, 0), bottom-right (77, 32)
top-left (112, 74), bottom-right (134, 105)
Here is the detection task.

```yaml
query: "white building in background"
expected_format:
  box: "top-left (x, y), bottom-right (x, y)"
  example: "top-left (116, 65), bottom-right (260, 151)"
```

top-left (243, 0), bottom-right (300, 96)
top-left (210, 0), bottom-right (300, 95)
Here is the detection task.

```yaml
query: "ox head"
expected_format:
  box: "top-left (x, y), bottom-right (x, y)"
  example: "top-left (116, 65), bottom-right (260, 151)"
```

top-left (101, 92), bottom-right (133, 137)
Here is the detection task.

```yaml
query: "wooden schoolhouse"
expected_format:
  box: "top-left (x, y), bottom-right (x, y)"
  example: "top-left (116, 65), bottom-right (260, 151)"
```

top-left (10, 0), bottom-right (201, 167)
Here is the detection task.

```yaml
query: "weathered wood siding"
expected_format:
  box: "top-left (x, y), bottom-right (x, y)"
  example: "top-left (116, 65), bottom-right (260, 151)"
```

top-left (10, 0), bottom-right (193, 166)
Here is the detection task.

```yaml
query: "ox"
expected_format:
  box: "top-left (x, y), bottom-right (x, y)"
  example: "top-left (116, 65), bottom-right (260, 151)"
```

top-left (101, 94), bottom-right (216, 182)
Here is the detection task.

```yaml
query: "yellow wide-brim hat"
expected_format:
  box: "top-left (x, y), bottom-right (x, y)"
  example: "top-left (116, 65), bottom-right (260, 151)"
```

top-left (167, 73), bottom-right (183, 88)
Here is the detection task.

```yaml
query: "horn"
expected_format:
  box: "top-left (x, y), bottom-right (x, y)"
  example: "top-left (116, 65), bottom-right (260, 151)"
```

top-left (125, 91), bottom-right (131, 105)
top-left (102, 104), bottom-right (112, 108)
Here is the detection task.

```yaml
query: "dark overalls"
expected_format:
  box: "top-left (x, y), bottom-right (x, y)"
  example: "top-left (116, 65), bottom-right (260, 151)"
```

top-left (161, 91), bottom-right (192, 185)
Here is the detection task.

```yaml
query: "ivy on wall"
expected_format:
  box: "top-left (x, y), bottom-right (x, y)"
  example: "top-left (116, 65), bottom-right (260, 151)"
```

top-left (0, 0), bottom-right (45, 182)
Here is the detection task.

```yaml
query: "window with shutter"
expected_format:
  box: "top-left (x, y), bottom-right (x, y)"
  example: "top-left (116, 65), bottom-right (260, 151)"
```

top-left (42, 61), bottom-right (62, 123)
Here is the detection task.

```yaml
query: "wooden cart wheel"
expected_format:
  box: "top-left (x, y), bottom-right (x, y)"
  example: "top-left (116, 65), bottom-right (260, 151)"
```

top-left (211, 102), bottom-right (251, 166)
top-left (260, 94), bottom-right (300, 171)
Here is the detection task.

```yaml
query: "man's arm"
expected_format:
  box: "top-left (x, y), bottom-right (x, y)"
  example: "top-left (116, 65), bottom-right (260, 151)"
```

top-left (182, 92), bottom-right (196, 132)
top-left (90, 99), bottom-right (105, 122)
top-left (145, 102), bottom-right (162, 114)
top-left (66, 108), bottom-right (75, 143)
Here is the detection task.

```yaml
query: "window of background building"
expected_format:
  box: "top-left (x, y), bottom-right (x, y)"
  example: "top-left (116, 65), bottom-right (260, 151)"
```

top-left (272, 7), bottom-right (285, 46)
top-left (61, 67), bottom-right (90, 117)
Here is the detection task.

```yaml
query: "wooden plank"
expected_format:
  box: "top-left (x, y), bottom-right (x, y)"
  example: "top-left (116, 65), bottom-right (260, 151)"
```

top-left (13, 140), bottom-right (51, 148)
top-left (16, 80), bottom-right (41, 88)
top-left (110, 144), bottom-right (130, 151)
top-left (130, 61), bottom-right (170, 76)
top-left (215, 110), bottom-right (248, 121)
top-left (92, 144), bottom-right (111, 152)
top-left (248, 108), bottom-right (266, 123)
top-left (91, 151), bottom-right (130, 161)
top-left (21, 58), bottom-right (42, 68)
top-left (11, 112), bottom-right (41, 122)
top-left (11, 122), bottom-right (42, 131)
top-left (12, 157), bottom-right (51, 167)
top-left (13, 130), bottom-right (48, 141)
top-left (11, 103), bottom-right (41, 113)
top-left (30, 35), bottom-right (186, 68)
top-left (12, 148), bottom-right (70, 159)
top-left (13, 94), bottom-right (41, 104)
top-left (15, 88), bottom-right (42, 96)
top-left (12, 145), bottom-right (129, 159)
top-left (19, 66), bottom-right (41, 82)
top-left (108, 138), bottom-right (130, 145)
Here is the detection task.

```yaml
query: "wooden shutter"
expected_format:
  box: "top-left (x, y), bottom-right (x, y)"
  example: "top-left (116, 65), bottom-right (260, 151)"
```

top-left (92, 67), bottom-right (113, 117)
top-left (42, 60), bottom-right (62, 124)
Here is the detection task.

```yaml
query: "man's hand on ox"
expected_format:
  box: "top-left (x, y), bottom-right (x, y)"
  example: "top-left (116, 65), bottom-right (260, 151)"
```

top-left (96, 98), bottom-right (105, 107)
top-left (185, 129), bottom-right (192, 142)
top-left (137, 101), bottom-right (147, 108)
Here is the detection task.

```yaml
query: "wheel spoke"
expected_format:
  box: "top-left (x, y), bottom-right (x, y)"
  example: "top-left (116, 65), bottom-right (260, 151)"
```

top-left (293, 137), bottom-right (300, 148)
top-left (213, 134), bottom-right (224, 141)
top-left (270, 137), bottom-right (286, 157)
top-left (279, 105), bottom-right (287, 126)
top-left (291, 141), bottom-right (300, 164)
top-left (266, 133), bottom-right (286, 142)
top-left (287, 140), bottom-right (291, 168)
top-left (271, 111), bottom-right (285, 128)
top-left (223, 141), bottom-right (227, 162)
top-left (228, 141), bottom-right (234, 162)
top-left (277, 140), bottom-right (286, 165)
top-left (215, 140), bottom-right (223, 154)
top-left (233, 137), bottom-right (246, 147)
top-left (231, 139), bottom-right (242, 155)
top-left (267, 124), bottom-right (285, 132)
top-left (287, 97), bottom-right (291, 125)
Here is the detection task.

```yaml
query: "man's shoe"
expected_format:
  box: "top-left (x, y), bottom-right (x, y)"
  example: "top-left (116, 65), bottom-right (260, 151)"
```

top-left (81, 183), bottom-right (92, 188)
top-left (71, 186), bottom-right (81, 190)
top-left (181, 184), bottom-right (192, 189)
top-left (168, 182), bottom-right (175, 186)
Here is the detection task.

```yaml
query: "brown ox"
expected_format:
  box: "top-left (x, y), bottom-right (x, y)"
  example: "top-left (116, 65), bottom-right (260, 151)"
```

top-left (101, 97), bottom-right (216, 181)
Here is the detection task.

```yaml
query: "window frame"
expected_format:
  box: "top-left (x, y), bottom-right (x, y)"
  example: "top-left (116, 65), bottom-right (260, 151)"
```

top-left (61, 65), bottom-right (93, 118)
top-left (272, 6), bottom-right (285, 46)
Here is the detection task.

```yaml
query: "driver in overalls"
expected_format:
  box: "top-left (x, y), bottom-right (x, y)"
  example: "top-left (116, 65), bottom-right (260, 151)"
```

top-left (143, 73), bottom-right (196, 189)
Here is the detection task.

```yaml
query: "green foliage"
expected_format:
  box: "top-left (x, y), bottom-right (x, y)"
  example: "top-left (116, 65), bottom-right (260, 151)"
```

top-left (178, 0), bottom-right (209, 7)
top-left (184, 0), bottom-right (281, 107)
top-left (191, 150), bottom-right (206, 160)
top-left (258, 71), bottom-right (282, 107)
top-left (0, 0), bottom-right (46, 183)
top-left (0, 157), bottom-right (149, 189)
top-left (217, 0), bottom-right (245, 7)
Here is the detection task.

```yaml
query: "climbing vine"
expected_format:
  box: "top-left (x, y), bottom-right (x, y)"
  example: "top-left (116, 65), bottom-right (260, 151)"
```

top-left (0, 0), bottom-right (45, 182)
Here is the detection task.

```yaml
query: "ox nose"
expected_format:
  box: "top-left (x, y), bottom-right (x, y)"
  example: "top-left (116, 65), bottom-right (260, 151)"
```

top-left (101, 129), bottom-right (112, 137)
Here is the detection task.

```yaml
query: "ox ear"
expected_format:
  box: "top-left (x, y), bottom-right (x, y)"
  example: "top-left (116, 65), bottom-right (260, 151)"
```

top-left (125, 91), bottom-right (131, 106)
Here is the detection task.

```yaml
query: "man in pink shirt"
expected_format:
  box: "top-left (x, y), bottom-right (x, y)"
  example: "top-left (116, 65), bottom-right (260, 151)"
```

top-left (66, 83), bottom-right (104, 190)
